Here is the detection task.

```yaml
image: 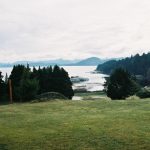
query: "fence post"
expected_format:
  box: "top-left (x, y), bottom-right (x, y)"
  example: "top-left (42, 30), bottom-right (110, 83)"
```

top-left (9, 79), bottom-right (13, 103)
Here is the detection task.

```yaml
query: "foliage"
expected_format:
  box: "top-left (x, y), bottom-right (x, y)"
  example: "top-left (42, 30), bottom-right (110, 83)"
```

top-left (20, 69), bottom-right (39, 102)
top-left (136, 87), bottom-right (150, 98)
top-left (147, 68), bottom-right (150, 82)
top-left (9, 65), bottom-right (26, 101)
top-left (31, 65), bottom-right (74, 99)
top-left (97, 52), bottom-right (150, 78)
top-left (104, 68), bottom-right (140, 100)
top-left (8, 64), bottom-right (74, 102)
top-left (0, 72), bottom-right (8, 102)
top-left (9, 65), bottom-right (26, 87)
top-left (35, 92), bottom-right (68, 102)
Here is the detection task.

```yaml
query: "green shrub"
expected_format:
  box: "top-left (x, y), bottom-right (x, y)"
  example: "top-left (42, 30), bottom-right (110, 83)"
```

top-left (36, 92), bottom-right (68, 101)
top-left (136, 87), bottom-right (150, 98)
top-left (126, 95), bottom-right (140, 100)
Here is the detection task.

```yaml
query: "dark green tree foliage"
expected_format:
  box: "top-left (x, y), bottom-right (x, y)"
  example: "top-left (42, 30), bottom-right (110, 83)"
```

top-left (9, 65), bottom-right (26, 86)
top-left (0, 72), bottom-right (6, 102)
top-left (31, 66), bottom-right (53, 94)
top-left (147, 68), bottom-right (150, 82)
top-left (97, 53), bottom-right (150, 77)
top-left (0, 72), bottom-right (9, 103)
top-left (9, 65), bottom-right (39, 102)
top-left (31, 65), bottom-right (74, 99)
top-left (105, 68), bottom-right (139, 100)
top-left (20, 69), bottom-right (39, 102)
top-left (5, 73), bottom-right (8, 84)
top-left (7, 64), bottom-right (74, 102)
top-left (52, 66), bottom-right (74, 99)
top-left (136, 87), bottom-right (150, 98)
top-left (9, 65), bottom-right (26, 101)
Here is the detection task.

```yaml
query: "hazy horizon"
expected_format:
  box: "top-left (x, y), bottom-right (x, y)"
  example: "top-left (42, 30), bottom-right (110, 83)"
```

top-left (0, 56), bottom-right (119, 64)
top-left (0, 0), bottom-right (150, 62)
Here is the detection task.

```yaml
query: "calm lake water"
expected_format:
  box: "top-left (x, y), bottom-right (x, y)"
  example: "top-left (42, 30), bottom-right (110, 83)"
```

top-left (0, 66), bottom-right (107, 91)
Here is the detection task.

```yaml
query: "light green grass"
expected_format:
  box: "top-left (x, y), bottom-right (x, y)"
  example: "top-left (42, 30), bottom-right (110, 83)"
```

top-left (75, 91), bottom-right (108, 100)
top-left (0, 99), bottom-right (150, 150)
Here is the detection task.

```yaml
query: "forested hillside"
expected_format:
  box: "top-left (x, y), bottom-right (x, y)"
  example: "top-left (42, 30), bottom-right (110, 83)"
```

top-left (97, 53), bottom-right (150, 77)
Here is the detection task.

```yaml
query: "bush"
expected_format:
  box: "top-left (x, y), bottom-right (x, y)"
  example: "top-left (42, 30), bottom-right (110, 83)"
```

top-left (35, 92), bottom-right (68, 102)
top-left (136, 87), bottom-right (150, 98)
top-left (105, 68), bottom-right (140, 100)
top-left (126, 95), bottom-right (140, 100)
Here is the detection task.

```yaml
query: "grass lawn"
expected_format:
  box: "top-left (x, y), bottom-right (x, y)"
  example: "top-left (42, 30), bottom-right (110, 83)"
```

top-left (0, 98), bottom-right (150, 150)
top-left (74, 91), bottom-right (108, 100)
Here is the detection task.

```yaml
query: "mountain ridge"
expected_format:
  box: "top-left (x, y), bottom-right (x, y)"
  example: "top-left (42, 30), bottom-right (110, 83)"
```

top-left (0, 57), bottom-right (116, 67)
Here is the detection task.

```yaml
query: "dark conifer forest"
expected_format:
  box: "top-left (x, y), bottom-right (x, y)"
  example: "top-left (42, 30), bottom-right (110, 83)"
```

top-left (0, 65), bottom-right (74, 103)
top-left (97, 53), bottom-right (150, 76)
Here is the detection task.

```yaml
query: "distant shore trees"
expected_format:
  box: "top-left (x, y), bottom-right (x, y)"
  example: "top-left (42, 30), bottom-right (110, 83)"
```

top-left (97, 53), bottom-right (150, 87)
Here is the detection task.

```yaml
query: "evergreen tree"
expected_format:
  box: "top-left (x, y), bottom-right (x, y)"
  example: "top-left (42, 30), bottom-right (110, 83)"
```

top-left (9, 65), bottom-right (26, 87)
top-left (51, 65), bottom-right (74, 99)
top-left (9, 65), bottom-right (26, 101)
top-left (20, 68), bottom-right (39, 102)
top-left (0, 71), bottom-right (8, 102)
top-left (31, 67), bottom-right (38, 79)
top-left (33, 65), bottom-right (74, 99)
top-left (105, 68), bottom-right (139, 100)
top-left (59, 67), bottom-right (74, 99)
top-left (0, 72), bottom-right (4, 100)
top-left (46, 66), bottom-right (53, 92)
top-left (146, 68), bottom-right (150, 82)
top-left (8, 64), bottom-right (74, 101)
top-left (5, 73), bottom-right (8, 84)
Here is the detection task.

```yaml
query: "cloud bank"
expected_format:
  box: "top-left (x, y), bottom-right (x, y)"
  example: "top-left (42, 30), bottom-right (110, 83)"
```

top-left (0, 0), bottom-right (150, 62)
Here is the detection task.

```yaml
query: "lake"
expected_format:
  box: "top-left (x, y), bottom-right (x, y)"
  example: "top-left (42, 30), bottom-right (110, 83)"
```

top-left (0, 66), bottom-right (107, 91)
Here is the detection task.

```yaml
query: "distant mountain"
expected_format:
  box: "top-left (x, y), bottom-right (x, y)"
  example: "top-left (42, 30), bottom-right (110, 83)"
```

top-left (0, 63), bottom-right (12, 67)
top-left (70, 57), bottom-right (108, 66)
top-left (0, 57), bottom-right (119, 67)
top-left (13, 59), bottom-right (80, 66)
top-left (0, 59), bottom-right (80, 67)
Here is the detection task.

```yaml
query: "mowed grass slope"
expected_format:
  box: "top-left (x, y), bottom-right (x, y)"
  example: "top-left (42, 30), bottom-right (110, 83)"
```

top-left (0, 99), bottom-right (150, 150)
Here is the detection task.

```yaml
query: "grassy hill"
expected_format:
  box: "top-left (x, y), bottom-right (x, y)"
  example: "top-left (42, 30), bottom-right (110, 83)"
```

top-left (0, 98), bottom-right (150, 150)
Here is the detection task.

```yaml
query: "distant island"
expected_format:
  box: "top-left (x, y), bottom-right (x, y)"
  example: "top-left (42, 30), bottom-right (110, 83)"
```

top-left (0, 57), bottom-right (119, 67)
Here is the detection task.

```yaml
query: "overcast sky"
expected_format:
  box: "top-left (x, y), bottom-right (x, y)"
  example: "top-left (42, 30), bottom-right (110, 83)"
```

top-left (0, 0), bottom-right (150, 62)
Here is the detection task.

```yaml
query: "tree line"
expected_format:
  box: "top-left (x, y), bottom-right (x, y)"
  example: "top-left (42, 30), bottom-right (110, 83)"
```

top-left (0, 65), bottom-right (74, 103)
top-left (97, 52), bottom-right (150, 86)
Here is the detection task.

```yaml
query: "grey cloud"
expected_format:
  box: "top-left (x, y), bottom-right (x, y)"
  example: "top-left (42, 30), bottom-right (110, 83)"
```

top-left (0, 0), bottom-right (150, 62)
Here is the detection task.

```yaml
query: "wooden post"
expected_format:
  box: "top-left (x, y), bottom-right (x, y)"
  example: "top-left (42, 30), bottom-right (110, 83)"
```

top-left (9, 79), bottom-right (13, 103)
